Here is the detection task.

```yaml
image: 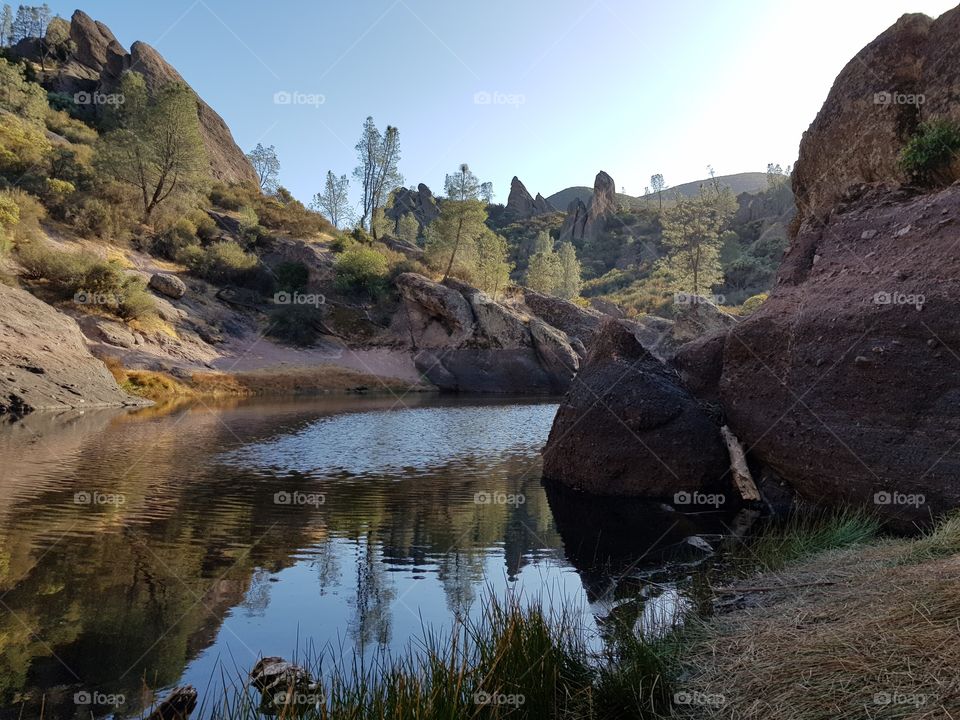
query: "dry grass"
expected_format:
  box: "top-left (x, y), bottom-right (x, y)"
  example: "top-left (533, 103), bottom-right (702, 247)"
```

top-left (100, 354), bottom-right (424, 403)
top-left (677, 524), bottom-right (960, 719)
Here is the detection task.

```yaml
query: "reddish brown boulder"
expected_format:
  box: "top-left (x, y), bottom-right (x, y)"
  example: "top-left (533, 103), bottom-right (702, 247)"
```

top-left (542, 319), bottom-right (728, 498)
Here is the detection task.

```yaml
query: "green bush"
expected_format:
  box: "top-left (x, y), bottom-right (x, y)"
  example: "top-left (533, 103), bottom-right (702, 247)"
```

top-left (190, 211), bottom-right (218, 241)
top-left (265, 304), bottom-right (322, 347)
top-left (740, 292), bottom-right (768, 315)
top-left (72, 197), bottom-right (111, 237)
top-left (273, 260), bottom-right (310, 293)
top-left (900, 118), bottom-right (960, 186)
top-left (179, 240), bottom-right (259, 284)
top-left (152, 218), bottom-right (199, 260)
top-left (333, 245), bottom-right (389, 296)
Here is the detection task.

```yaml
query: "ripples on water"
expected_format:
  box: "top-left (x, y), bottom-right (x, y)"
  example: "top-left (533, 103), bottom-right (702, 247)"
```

top-left (0, 395), bottom-right (730, 719)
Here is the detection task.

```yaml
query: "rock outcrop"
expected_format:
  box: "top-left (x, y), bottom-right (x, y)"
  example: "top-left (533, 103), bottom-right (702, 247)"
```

top-left (386, 183), bottom-right (440, 233)
top-left (48, 11), bottom-right (257, 185)
top-left (791, 8), bottom-right (960, 230)
top-left (392, 273), bottom-right (582, 393)
top-left (0, 284), bottom-right (144, 417)
top-left (505, 177), bottom-right (555, 219)
top-left (559, 171), bottom-right (617, 243)
top-left (542, 320), bottom-right (728, 497)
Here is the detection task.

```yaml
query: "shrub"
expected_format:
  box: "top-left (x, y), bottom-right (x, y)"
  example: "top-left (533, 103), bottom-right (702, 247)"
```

top-left (180, 240), bottom-right (259, 284)
top-left (265, 304), bottom-right (322, 346)
top-left (0, 59), bottom-right (48, 121)
top-left (72, 197), bottom-right (111, 237)
top-left (151, 218), bottom-right (199, 260)
top-left (237, 205), bottom-right (259, 230)
top-left (273, 260), bottom-right (310, 293)
top-left (0, 113), bottom-right (52, 178)
top-left (44, 108), bottom-right (98, 145)
top-left (0, 192), bottom-right (19, 253)
top-left (2, 189), bottom-right (45, 245)
top-left (190, 210), bottom-right (218, 241)
top-left (333, 245), bottom-right (389, 295)
top-left (329, 233), bottom-right (355, 253)
top-left (900, 118), bottom-right (960, 186)
top-left (254, 195), bottom-right (331, 237)
top-left (209, 181), bottom-right (255, 211)
top-left (740, 292), bottom-right (768, 315)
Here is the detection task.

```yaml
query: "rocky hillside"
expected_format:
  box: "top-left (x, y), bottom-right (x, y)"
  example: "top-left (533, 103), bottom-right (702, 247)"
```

top-left (544, 6), bottom-right (960, 525)
top-left (12, 10), bottom-right (256, 184)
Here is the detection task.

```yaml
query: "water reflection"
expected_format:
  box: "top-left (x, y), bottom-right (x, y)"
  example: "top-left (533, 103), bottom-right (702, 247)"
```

top-left (0, 396), bottom-right (730, 719)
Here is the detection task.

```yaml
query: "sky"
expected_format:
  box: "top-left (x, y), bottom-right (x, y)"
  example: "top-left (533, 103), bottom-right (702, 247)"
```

top-left (43, 0), bottom-right (959, 206)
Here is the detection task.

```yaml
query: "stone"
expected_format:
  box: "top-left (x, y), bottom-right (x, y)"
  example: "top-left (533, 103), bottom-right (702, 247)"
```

top-left (149, 273), bottom-right (187, 299)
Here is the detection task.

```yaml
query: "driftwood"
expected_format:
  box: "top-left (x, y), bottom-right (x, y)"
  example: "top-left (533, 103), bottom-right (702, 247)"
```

top-left (146, 686), bottom-right (197, 720)
top-left (721, 425), bottom-right (761, 501)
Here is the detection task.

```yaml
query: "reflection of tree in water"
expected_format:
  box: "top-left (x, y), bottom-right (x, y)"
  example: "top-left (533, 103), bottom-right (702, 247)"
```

top-left (348, 533), bottom-right (394, 649)
top-left (313, 538), bottom-right (341, 597)
top-left (436, 550), bottom-right (482, 617)
top-left (240, 569), bottom-right (272, 617)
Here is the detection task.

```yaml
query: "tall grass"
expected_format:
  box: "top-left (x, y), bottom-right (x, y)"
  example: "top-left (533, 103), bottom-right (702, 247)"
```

top-left (180, 594), bottom-right (677, 720)
top-left (732, 507), bottom-right (881, 572)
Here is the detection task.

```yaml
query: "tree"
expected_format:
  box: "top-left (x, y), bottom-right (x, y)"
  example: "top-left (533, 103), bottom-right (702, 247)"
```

top-left (424, 198), bottom-right (488, 282)
top-left (651, 173), bottom-right (666, 211)
top-left (396, 212), bottom-right (419, 245)
top-left (11, 4), bottom-right (29, 42)
top-left (311, 170), bottom-right (352, 229)
top-left (353, 116), bottom-right (402, 236)
top-left (1, 5), bottom-right (14, 47)
top-left (96, 75), bottom-right (208, 223)
top-left (39, 13), bottom-right (67, 70)
top-left (479, 181), bottom-right (494, 204)
top-left (525, 244), bottom-right (562, 294)
top-left (766, 162), bottom-right (788, 190)
top-left (444, 163), bottom-right (480, 200)
top-left (474, 227), bottom-right (511, 299)
top-left (557, 241), bottom-right (582, 299)
top-left (657, 186), bottom-right (737, 297)
top-left (247, 143), bottom-right (280, 192)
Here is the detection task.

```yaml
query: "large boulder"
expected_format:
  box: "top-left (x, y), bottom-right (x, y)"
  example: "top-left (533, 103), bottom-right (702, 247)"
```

top-left (721, 183), bottom-right (960, 521)
top-left (791, 8), bottom-right (960, 230)
top-left (392, 273), bottom-right (580, 393)
top-left (148, 272), bottom-right (187, 299)
top-left (542, 319), bottom-right (729, 497)
top-left (0, 284), bottom-right (144, 417)
top-left (519, 288), bottom-right (603, 349)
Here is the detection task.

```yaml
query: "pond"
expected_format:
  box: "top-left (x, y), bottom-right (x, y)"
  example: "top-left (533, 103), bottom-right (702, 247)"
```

top-left (0, 395), bottom-right (734, 718)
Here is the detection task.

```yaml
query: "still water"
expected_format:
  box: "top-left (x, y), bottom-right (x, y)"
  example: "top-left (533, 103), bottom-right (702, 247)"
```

top-left (0, 395), bottom-right (729, 718)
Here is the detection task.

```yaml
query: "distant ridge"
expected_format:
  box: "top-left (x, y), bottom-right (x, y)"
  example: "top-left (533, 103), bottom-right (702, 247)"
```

top-left (547, 171), bottom-right (771, 210)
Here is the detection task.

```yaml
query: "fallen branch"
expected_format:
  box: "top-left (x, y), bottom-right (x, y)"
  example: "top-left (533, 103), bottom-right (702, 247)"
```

top-left (721, 425), bottom-right (761, 501)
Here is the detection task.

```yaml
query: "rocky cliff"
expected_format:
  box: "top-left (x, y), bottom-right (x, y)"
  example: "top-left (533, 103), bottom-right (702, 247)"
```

top-left (385, 183), bottom-right (440, 233)
top-left (37, 10), bottom-right (257, 185)
top-left (505, 177), bottom-right (555, 220)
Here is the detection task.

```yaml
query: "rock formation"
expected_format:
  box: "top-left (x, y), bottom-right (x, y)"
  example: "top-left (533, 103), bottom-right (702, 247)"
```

top-left (385, 183), bottom-right (440, 233)
top-left (40, 11), bottom-right (257, 185)
top-left (0, 284), bottom-right (144, 417)
top-left (391, 273), bottom-right (583, 393)
top-left (505, 177), bottom-right (555, 219)
top-left (542, 319), bottom-right (729, 497)
top-left (791, 9), bottom-right (960, 230)
top-left (559, 171), bottom-right (617, 243)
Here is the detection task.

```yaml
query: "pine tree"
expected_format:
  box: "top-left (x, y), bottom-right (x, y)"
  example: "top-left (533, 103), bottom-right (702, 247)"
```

top-left (396, 213), bottom-right (420, 245)
top-left (556, 242), bottom-right (582, 299)
top-left (0, 5), bottom-right (14, 47)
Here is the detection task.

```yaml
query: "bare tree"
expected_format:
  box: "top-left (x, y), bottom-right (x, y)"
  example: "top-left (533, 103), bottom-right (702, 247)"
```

top-left (247, 143), bottom-right (280, 193)
top-left (312, 171), bottom-right (353, 229)
top-left (353, 116), bottom-right (402, 236)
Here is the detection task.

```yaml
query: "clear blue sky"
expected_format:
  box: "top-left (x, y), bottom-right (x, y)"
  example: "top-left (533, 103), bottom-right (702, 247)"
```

top-left (45, 0), bottom-right (958, 205)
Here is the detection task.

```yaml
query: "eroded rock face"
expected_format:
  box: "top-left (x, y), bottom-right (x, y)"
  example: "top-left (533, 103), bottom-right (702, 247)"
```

top-left (721, 183), bottom-right (960, 521)
top-left (0, 284), bottom-right (144, 417)
top-left (392, 273), bottom-right (580, 393)
top-left (505, 177), bottom-right (555, 219)
top-left (792, 7), bottom-right (960, 230)
top-left (63, 11), bottom-right (257, 185)
top-left (386, 183), bottom-right (440, 233)
top-left (542, 319), bottom-right (728, 497)
top-left (559, 171), bottom-right (617, 243)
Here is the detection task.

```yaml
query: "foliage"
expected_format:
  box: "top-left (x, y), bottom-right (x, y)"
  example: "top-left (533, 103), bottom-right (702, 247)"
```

top-left (525, 244), bottom-right (562, 294)
top-left (0, 57), bottom-right (47, 121)
top-left (739, 292), bottom-right (768, 315)
top-left (333, 245), bottom-right (389, 296)
top-left (0, 111), bottom-right (51, 178)
top-left (273, 260), bottom-right (309, 293)
top-left (444, 163), bottom-right (480, 200)
top-left (179, 240), bottom-right (259, 284)
top-left (0, 189), bottom-right (18, 252)
top-left (353, 116), bottom-right (402, 233)
top-left (266, 303), bottom-right (323, 347)
top-left (899, 118), bottom-right (960, 186)
top-left (311, 170), bottom-right (352, 229)
top-left (556, 241), bottom-right (582, 299)
top-left (96, 74), bottom-right (208, 222)
top-left (396, 212), bottom-right (420, 245)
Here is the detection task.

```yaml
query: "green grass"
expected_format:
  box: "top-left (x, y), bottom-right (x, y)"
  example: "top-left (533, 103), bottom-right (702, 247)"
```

top-left (901, 510), bottom-right (960, 563)
top-left (731, 507), bottom-right (881, 572)
top-left (175, 593), bottom-right (678, 720)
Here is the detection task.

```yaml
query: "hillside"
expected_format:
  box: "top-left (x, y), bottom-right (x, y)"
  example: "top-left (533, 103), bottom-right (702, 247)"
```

top-left (547, 171), bottom-right (772, 210)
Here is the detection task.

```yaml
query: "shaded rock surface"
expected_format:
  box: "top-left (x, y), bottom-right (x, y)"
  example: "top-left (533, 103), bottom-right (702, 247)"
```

top-left (542, 319), bottom-right (729, 497)
top-left (505, 176), bottom-right (555, 219)
top-left (391, 273), bottom-right (582, 393)
top-left (385, 183), bottom-right (440, 233)
top-left (0, 284), bottom-right (144, 417)
top-left (559, 171), bottom-right (617, 243)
